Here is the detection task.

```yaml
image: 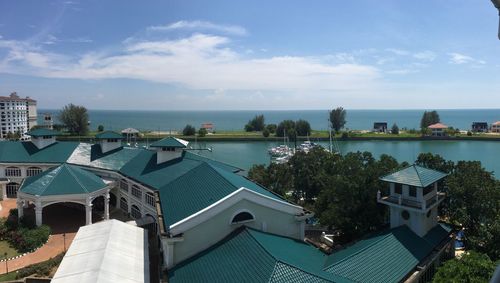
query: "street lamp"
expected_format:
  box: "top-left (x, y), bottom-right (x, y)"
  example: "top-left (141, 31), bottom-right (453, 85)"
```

top-left (4, 252), bottom-right (8, 274)
top-left (63, 233), bottom-right (66, 252)
top-left (493, 0), bottom-right (500, 39)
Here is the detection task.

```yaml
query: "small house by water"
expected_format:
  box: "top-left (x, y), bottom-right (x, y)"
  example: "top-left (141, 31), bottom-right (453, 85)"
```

top-left (373, 122), bottom-right (388, 133)
top-left (201, 122), bottom-right (215, 133)
top-left (471, 122), bottom-right (488, 133)
top-left (428, 123), bottom-right (448, 137)
top-left (492, 121), bottom-right (500, 133)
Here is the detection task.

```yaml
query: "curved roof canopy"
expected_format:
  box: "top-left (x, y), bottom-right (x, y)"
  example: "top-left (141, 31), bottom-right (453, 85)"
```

top-left (20, 163), bottom-right (107, 196)
top-left (95, 131), bottom-right (123, 140)
top-left (27, 128), bottom-right (62, 137)
top-left (150, 137), bottom-right (188, 148)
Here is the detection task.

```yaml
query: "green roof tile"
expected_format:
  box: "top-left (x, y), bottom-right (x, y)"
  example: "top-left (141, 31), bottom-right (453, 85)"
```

top-left (26, 128), bottom-right (61, 137)
top-left (95, 131), bottom-right (123, 139)
top-left (20, 163), bottom-right (106, 196)
top-left (379, 165), bottom-right (448, 187)
top-left (169, 227), bottom-right (353, 283)
top-left (423, 223), bottom-right (452, 248)
top-left (0, 141), bottom-right (79, 163)
top-left (67, 143), bottom-right (141, 171)
top-left (324, 226), bottom-right (435, 283)
top-left (149, 137), bottom-right (188, 148)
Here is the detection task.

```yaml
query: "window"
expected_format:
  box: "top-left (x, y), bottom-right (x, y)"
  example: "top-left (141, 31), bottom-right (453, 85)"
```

top-left (409, 186), bottom-right (417, 197)
top-left (26, 167), bottom-right (42, 177)
top-left (5, 166), bottom-right (21, 177)
top-left (401, 210), bottom-right (410, 220)
top-left (107, 138), bottom-right (118, 142)
top-left (231, 211), bottom-right (254, 224)
top-left (6, 182), bottom-right (19, 198)
top-left (145, 192), bottom-right (155, 207)
top-left (120, 197), bottom-right (128, 213)
top-left (423, 185), bottom-right (434, 196)
top-left (131, 185), bottom-right (142, 199)
top-left (120, 179), bottom-right (128, 192)
top-left (131, 205), bottom-right (141, 219)
top-left (162, 147), bottom-right (175, 152)
top-left (394, 183), bottom-right (402, 194)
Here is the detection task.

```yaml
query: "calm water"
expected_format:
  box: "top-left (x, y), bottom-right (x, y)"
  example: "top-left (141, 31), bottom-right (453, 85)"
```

top-left (39, 109), bottom-right (500, 132)
top-left (192, 140), bottom-right (500, 177)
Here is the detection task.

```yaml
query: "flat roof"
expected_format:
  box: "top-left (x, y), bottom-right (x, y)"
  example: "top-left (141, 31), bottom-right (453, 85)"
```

top-left (52, 220), bottom-right (149, 283)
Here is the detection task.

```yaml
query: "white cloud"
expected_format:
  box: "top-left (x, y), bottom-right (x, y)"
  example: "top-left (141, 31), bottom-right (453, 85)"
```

top-left (148, 20), bottom-right (248, 36)
top-left (413, 51), bottom-right (436, 61)
top-left (0, 33), bottom-right (380, 92)
top-left (448, 52), bottom-right (485, 65)
top-left (386, 48), bottom-right (409, 56)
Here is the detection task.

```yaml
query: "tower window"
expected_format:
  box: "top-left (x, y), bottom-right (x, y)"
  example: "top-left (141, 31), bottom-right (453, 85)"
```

top-left (231, 211), bottom-right (254, 224)
top-left (409, 186), bottom-right (417, 197)
top-left (394, 183), bottom-right (402, 194)
top-left (401, 210), bottom-right (410, 220)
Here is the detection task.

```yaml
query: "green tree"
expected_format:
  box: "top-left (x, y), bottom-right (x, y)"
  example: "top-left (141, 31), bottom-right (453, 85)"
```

top-left (295, 119), bottom-right (311, 136)
top-left (446, 161), bottom-right (500, 260)
top-left (182, 125), bottom-right (196, 136)
top-left (329, 107), bottom-right (347, 133)
top-left (391, 123), bottom-right (399, 135)
top-left (420, 110), bottom-right (440, 130)
top-left (198, 128), bottom-right (208, 137)
top-left (415, 153), bottom-right (455, 174)
top-left (248, 163), bottom-right (294, 198)
top-left (262, 129), bottom-right (270, 137)
top-left (433, 251), bottom-right (496, 283)
top-left (244, 114), bottom-right (265, 132)
top-left (276, 120), bottom-right (296, 138)
top-left (58, 104), bottom-right (89, 135)
top-left (266, 124), bottom-right (277, 134)
top-left (97, 125), bottom-right (104, 132)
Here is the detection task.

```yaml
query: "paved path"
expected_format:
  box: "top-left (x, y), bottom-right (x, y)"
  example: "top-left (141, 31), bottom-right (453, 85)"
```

top-left (0, 199), bottom-right (114, 275)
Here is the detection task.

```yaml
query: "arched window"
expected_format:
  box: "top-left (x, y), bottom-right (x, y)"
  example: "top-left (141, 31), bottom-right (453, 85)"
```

top-left (6, 182), bottom-right (20, 198)
top-left (120, 179), bottom-right (128, 192)
top-left (145, 192), bottom-right (155, 207)
top-left (120, 197), bottom-right (128, 213)
top-left (131, 185), bottom-right (142, 200)
top-left (131, 205), bottom-right (141, 219)
top-left (231, 211), bottom-right (254, 224)
top-left (5, 166), bottom-right (21, 177)
top-left (26, 167), bottom-right (42, 177)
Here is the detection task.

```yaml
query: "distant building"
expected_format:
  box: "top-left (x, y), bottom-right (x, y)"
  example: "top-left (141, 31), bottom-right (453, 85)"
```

top-left (41, 113), bottom-right (54, 130)
top-left (201, 122), bottom-right (215, 133)
top-left (0, 92), bottom-right (37, 139)
top-left (373, 122), bottom-right (387, 133)
top-left (428, 123), bottom-right (448, 136)
top-left (492, 121), bottom-right (500, 133)
top-left (471, 122), bottom-right (488, 133)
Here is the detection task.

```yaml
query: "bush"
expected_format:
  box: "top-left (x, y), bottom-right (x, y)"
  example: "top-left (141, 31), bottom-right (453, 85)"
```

top-left (341, 132), bottom-right (348, 139)
top-left (16, 253), bottom-right (65, 279)
top-left (262, 129), bottom-right (270, 137)
top-left (8, 225), bottom-right (50, 253)
top-left (391, 123), bottom-right (399, 135)
top-left (97, 125), bottom-right (104, 132)
top-left (182, 125), bottom-right (196, 136)
top-left (198, 128), bottom-right (208, 137)
top-left (266, 124), bottom-right (277, 134)
top-left (467, 131), bottom-right (472, 136)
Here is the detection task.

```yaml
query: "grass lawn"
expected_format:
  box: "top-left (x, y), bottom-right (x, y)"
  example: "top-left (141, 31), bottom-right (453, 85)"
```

top-left (0, 272), bottom-right (16, 282)
top-left (0, 240), bottom-right (20, 259)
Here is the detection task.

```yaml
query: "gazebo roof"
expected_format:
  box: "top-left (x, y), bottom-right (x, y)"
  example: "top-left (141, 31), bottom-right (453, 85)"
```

top-left (20, 163), bottom-right (107, 196)
top-left (95, 131), bottom-right (123, 140)
top-left (379, 165), bottom-right (448, 187)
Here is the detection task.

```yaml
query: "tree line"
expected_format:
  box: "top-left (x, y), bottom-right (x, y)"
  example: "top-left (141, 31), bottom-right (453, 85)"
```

top-left (244, 114), bottom-right (312, 138)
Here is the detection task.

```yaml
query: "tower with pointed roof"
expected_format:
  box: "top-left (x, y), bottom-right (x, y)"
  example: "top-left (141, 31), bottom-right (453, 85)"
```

top-left (377, 165), bottom-right (448, 237)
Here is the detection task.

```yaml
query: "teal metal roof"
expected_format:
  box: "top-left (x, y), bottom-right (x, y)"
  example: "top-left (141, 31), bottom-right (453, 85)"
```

top-left (169, 227), bottom-right (352, 283)
top-left (67, 143), bottom-right (141, 171)
top-left (95, 131), bottom-right (123, 139)
top-left (159, 161), bottom-right (285, 227)
top-left (149, 137), bottom-right (187, 148)
top-left (0, 141), bottom-right (79, 163)
top-left (379, 165), bottom-right (448, 187)
top-left (20, 163), bottom-right (106, 196)
top-left (324, 225), bottom-right (441, 283)
top-left (423, 223), bottom-right (452, 248)
top-left (26, 128), bottom-right (61, 137)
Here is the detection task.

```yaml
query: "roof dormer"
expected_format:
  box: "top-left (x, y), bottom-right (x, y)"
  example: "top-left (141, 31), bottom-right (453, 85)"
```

top-left (27, 128), bottom-right (61, 149)
top-left (149, 137), bottom-right (188, 164)
top-left (95, 131), bottom-right (123, 153)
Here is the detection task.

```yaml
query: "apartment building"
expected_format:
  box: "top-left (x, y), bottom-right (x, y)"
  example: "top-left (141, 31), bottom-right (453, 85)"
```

top-left (0, 92), bottom-right (37, 139)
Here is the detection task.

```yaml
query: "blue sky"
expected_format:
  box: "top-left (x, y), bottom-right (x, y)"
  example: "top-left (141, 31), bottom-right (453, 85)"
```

top-left (0, 0), bottom-right (499, 110)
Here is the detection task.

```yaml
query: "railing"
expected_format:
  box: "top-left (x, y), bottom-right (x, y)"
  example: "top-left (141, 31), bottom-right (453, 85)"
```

top-left (377, 191), bottom-right (445, 210)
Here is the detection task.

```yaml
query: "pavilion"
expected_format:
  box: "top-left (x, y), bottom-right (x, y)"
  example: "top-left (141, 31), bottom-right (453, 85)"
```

top-left (17, 163), bottom-right (114, 226)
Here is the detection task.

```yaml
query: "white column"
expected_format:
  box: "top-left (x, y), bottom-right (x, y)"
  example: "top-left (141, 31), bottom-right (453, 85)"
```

top-left (164, 241), bottom-right (175, 269)
top-left (104, 192), bottom-right (110, 220)
top-left (17, 199), bottom-right (24, 220)
top-left (86, 198), bottom-right (93, 225)
top-left (1, 184), bottom-right (7, 200)
top-left (35, 199), bottom-right (43, 227)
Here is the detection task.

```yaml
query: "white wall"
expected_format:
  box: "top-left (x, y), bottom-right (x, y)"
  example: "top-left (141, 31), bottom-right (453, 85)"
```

top-left (99, 141), bottom-right (121, 153)
top-left (32, 137), bottom-right (56, 149)
top-left (170, 198), bottom-right (302, 265)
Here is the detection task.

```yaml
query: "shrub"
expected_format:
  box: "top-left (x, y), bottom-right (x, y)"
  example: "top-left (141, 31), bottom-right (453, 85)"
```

top-left (198, 128), bottom-right (208, 137)
top-left (6, 225), bottom-right (50, 253)
top-left (182, 125), bottom-right (196, 136)
top-left (341, 132), bottom-right (348, 139)
top-left (467, 131), bottom-right (472, 136)
top-left (97, 125), bottom-right (104, 132)
top-left (262, 129), bottom-right (270, 137)
top-left (5, 209), bottom-right (18, 230)
top-left (16, 253), bottom-right (65, 279)
top-left (266, 124), bottom-right (277, 134)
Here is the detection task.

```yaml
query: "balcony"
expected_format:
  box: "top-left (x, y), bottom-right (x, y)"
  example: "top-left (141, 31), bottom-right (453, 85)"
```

top-left (377, 191), bottom-right (445, 211)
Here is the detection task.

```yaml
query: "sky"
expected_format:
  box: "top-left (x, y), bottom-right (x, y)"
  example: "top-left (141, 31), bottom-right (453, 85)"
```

top-left (0, 0), bottom-right (499, 110)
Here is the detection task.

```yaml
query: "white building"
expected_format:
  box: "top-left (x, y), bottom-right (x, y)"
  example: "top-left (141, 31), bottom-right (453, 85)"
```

top-left (0, 92), bottom-right (37, 139)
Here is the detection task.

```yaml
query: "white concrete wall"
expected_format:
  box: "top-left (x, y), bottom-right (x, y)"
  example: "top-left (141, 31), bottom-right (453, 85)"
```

top-left (170, 198), bottom-right (302, 265)
top-left (156, 149), bottom-right (183, 164)
top-left (100, 141), bottom-right (121, 153)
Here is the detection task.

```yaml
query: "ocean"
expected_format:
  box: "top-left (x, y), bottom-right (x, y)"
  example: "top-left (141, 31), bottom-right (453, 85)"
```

top-left (39, 109), bottom-right (500, 132)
